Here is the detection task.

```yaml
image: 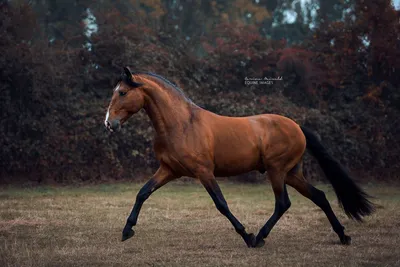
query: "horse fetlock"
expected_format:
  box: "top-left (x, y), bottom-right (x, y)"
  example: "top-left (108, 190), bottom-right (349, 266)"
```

top-left (332, 224), bottom-right (346, 236)
top-left (235, 225), bottom-right (246, 235)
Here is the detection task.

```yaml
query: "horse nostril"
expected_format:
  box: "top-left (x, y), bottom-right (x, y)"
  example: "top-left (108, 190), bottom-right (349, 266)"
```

top-left (105, 119), bottom-right (120, 132)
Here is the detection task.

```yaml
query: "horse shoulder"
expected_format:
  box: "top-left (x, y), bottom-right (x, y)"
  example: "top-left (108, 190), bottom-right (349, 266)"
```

top-left (153, 125), bottom-right (214, 177)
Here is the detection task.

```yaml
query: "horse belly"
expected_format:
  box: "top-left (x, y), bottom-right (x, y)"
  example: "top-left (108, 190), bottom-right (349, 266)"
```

top-left (213, 143), bottom-right (261, 177)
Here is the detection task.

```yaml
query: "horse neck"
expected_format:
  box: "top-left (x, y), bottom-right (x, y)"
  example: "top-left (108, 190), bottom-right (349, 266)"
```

top-left (142, 84), bottom-right (193, 138)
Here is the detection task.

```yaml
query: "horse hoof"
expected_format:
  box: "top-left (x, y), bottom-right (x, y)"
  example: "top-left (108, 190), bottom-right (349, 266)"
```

top-left (340, 235), bottom-right (351, 245)
top-left (121, 229), bottom-right (135, 242)
top-left (244, 233), bottom-right (256, 248)
top-left (251, 235), bottom-right (265, 248)
top-left (253, 238), bottom-right (265, 248)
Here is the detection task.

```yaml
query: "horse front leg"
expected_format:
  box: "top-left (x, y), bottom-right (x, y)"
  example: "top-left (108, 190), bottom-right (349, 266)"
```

top-left (253, 170), bottom-right (291, 247)
top-left (199, 172), bottom-right (255, 248)
top-left (122, 165), bottom-right (176, 241)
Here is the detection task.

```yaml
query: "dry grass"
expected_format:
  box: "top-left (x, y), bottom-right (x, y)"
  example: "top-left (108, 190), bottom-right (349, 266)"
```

top-left (0, 181), bottom-right (399, 267)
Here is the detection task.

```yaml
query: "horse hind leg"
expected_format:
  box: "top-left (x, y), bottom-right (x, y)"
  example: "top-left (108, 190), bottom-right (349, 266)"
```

top-left (285, 162), bottom-right (351, 245)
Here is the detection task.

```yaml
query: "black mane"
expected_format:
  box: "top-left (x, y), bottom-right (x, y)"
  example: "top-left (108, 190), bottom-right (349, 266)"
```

top-left (141, 72), bottom-right (187, 97)
top-left (119, 71), bottom-right (193, 103)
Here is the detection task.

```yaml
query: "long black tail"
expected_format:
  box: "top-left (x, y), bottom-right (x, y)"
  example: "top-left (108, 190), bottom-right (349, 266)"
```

top-left (300, 126), bottom-right (375, 221)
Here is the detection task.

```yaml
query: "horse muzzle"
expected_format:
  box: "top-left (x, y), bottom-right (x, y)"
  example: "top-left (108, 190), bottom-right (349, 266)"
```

top-left (105, 119), bottom-right (121, 132)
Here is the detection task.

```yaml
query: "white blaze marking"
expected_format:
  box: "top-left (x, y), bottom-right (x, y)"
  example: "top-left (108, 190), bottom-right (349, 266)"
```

top-left (104, 107), bottom-right (110, 127)
top-left (105, 83), bottom-right (121, 129)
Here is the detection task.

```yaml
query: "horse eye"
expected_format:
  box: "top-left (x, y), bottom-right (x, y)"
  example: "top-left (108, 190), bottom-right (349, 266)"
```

top-left (119, 91), bottom-right (127, 96)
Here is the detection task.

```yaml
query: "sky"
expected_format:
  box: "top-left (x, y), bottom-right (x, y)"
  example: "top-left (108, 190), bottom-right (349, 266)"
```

top-left (393, 0), bottom-right (400, 9)
top-left (282, 0), bottom-right (400, 27)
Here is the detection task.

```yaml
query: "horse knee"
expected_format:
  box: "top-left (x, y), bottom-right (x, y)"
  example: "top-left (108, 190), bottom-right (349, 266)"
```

top-left (215, 201), bottom-right (229, 215)
top-left (282, 199), bottom-right (291, 213)
top-left (136, 188), bottom-right (151, 202)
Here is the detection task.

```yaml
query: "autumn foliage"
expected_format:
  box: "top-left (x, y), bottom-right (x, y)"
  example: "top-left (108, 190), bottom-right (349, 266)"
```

top-left (0, 1), bottom-right (399, 183)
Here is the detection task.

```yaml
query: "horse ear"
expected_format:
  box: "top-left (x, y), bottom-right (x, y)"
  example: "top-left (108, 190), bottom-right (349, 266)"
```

top-left (123, 66), bottom-right (133, 79)
top-left (123, 66), bottom-right (142, 87)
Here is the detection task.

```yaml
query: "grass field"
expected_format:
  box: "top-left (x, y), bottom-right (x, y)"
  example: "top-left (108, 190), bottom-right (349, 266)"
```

top-left (0, 181), bottom-right (399, 267)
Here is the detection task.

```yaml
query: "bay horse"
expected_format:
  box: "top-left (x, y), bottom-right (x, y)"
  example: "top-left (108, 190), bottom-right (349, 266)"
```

top-left (104, 67), bottom-right (374, 248)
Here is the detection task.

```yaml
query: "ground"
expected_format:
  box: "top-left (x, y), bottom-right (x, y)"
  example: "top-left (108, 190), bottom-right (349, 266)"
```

top-left (0, 181), bottom-right (399, 267)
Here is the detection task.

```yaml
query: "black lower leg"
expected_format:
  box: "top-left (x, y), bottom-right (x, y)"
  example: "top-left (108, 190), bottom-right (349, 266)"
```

top-left (203, 179), bottom-right (254, 247)
top-left (122, 178), bottom-right (160, 241)
top-left (308, 185), bottom-right (351, 245)
top-left (254, 184), bottom-right (291, 247)
top-left (126, 179), bottom-right (158, 226)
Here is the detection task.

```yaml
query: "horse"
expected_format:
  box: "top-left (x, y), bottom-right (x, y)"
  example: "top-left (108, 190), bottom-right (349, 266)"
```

top-left (104, 67), bottom-right (374, 248)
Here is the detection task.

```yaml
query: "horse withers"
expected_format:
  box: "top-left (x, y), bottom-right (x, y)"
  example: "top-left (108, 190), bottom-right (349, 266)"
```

top-left (104, 67), bottom-right (374, 248)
